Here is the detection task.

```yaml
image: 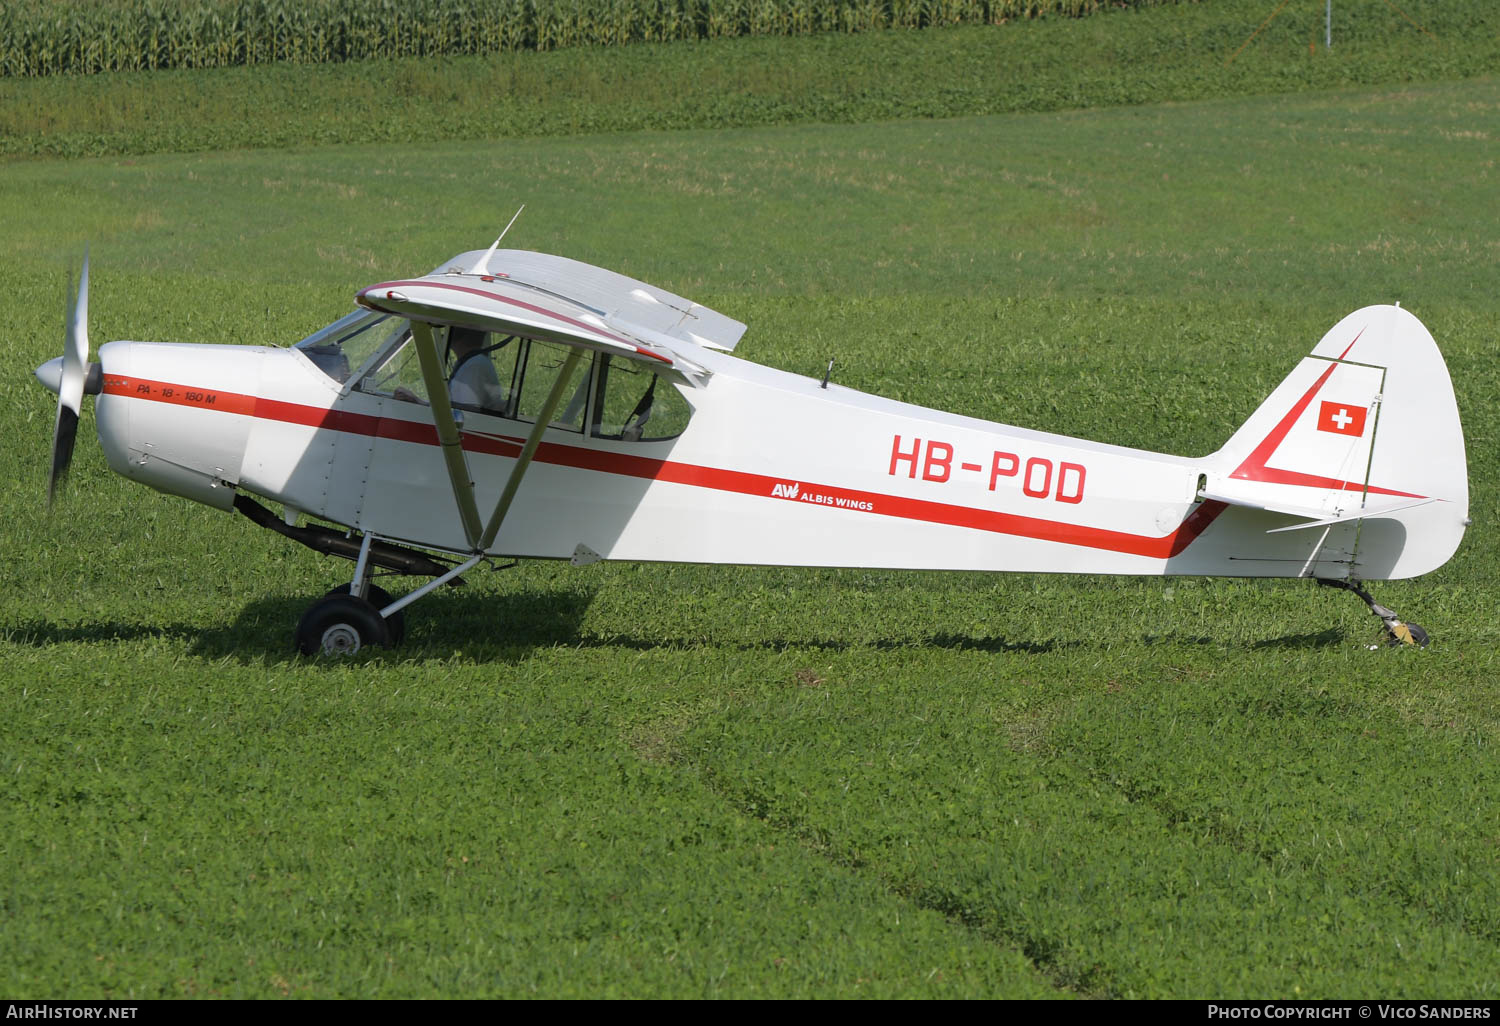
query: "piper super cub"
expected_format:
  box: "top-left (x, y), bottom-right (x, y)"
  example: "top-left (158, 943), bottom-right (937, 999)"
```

top-left (36, 242), bottom-right (1469, 655)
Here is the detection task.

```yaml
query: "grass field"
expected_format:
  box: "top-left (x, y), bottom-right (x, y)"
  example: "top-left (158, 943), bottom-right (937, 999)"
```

top-left (3, 0), bottom-right (1497, 159)
top-left (4, 3), bottom-right (1500, 1000)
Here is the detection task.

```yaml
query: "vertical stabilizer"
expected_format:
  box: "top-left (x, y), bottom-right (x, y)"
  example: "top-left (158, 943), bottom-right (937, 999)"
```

top-left (1203, 305), bottom-right (1467, 580)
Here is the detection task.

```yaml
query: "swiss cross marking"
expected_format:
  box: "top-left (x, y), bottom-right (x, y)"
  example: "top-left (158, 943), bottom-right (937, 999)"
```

top-left (1317, 400), bottom-right (1367, 436)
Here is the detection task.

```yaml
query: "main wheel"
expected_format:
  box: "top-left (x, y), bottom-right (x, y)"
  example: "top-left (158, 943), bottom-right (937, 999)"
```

top-left (324, 583), bottom-right (406, 646)
top-left (295, 594), bottom-right (390, 656)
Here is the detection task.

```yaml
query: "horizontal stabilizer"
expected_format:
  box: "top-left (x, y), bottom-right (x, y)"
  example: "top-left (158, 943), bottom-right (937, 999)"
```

top-left (1201, 487), bottom-right (1438, 533)
top-left (1197, 487), bottom-right (1329, 521)
top-left (1263, 497), bottom-right (1437, 533)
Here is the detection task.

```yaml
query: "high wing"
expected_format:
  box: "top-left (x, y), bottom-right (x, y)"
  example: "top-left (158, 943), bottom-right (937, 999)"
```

top-left (429, 248), bottom-right (747, 353)
top-left (348, 249), bottom-right (742, 563)
top-left (355, 248), bottom-right (746, 387)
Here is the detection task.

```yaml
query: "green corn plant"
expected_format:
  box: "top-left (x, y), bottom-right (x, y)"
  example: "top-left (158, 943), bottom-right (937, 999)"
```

top-left (0, 0), bottom-right (1190, 78)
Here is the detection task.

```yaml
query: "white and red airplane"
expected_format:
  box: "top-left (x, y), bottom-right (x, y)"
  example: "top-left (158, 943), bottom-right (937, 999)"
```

top-left (37, 245), bottom-right (1469, 654)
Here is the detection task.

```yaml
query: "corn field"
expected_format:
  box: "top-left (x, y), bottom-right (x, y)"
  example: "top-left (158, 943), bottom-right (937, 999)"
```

top-left (0, 0), bottom-right (1190, 78)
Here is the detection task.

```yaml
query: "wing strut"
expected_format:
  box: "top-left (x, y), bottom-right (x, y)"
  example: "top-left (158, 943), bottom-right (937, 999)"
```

top-left (411, 321), bottom-right (484, 548)
top-left (411, 323), bottom-right (584, 556)
top-left (478, 348), bottom-right (584, 551)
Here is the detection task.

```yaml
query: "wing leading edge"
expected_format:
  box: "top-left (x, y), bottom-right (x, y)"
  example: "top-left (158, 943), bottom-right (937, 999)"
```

top-left (430, 248), bottom-right (747, 353)
top-left (356, 250), bottom-right (745, 387)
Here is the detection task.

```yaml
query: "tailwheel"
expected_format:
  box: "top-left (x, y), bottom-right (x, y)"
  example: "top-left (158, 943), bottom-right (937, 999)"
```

top-left (1317, 578), bottom-right (1430, 649)
top-left (1384, 619), bottom-right (1429, 649)
top-left (324, 584), bottom-right (406, 646)
top-left (295, 594), bottom-right (391, 657)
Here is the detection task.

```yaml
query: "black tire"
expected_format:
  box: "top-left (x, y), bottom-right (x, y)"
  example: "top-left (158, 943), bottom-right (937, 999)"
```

top-left (295, 594), bottom-right (391, 656)
top-left (324, 583), bottom-right (406, 646)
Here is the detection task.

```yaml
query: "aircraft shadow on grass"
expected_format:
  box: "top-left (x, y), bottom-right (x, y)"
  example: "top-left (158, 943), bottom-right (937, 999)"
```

top-left (1250, 628), bottom-right (1348, 650)
top-left (189, 590), bottom-right (1067, 663)
top-left (3, 603), bottom-right (1348, 665)
top-left (589, 631), bottom-right (1062, 656)
top-left (191, 586), bottom-right (599, 663)
top-left (4, 619), bottom-right (200, 648)
top-left (1131, 628), bottom-right (1347, 651)
top-left (2, 589), bottom-right (595, 665)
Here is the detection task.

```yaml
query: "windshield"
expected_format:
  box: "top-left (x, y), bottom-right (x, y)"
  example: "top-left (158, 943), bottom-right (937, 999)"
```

top-left (295, 310), bottom-right (411, 384)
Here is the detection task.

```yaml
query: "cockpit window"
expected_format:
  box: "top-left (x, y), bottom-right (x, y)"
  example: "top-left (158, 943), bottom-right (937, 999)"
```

top-left (332, 325), bottom-right (693, 443)
top-left (295, 311), bottom-right (411, 384)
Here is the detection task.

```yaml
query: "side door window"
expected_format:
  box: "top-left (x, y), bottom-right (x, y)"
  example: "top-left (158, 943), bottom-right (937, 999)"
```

top-left (447, 330), bottom-right (521, 416)
top-left (358, 327), bottom-right (522, 418)
top-left (516, 339), bottom-right (590, 433)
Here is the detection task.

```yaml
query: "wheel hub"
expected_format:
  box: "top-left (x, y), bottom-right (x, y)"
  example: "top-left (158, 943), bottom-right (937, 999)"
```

top-left (319, 622), bottom-right (362, 655)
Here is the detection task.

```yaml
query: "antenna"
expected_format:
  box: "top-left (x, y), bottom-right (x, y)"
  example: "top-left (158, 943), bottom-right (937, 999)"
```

top-left (468, 204), bottom-right (526, 276)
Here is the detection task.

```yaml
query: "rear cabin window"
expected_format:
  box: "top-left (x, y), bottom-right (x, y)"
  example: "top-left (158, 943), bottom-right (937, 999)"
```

top-left (590, 355), bottom-right (691, 442)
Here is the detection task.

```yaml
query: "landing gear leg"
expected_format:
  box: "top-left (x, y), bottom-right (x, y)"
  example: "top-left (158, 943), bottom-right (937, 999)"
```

top-left (296, 534), bottom-right (406, 655)
top-left (1318, 578), bottom-right (1430, 648)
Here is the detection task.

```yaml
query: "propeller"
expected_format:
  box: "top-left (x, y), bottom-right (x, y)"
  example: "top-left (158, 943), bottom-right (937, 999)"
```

top-left (42, 253), bottom-right (92, 506)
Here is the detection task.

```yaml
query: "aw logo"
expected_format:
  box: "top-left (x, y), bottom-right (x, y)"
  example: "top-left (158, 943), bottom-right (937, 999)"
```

top-left (771, 482), bottom-right (801, 499)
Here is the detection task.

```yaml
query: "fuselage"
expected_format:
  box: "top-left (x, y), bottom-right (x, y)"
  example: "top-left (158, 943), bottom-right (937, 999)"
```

top-left (79, 333), bottom-right (1331, 579)
top-left (44, 244), bottom-right (1463, 587)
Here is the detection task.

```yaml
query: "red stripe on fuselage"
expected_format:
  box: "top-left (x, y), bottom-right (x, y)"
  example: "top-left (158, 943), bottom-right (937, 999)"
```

top-left (507, 435), bottom-right (1228, 559)
top-left (102, 373), bottom-right (1221, 559)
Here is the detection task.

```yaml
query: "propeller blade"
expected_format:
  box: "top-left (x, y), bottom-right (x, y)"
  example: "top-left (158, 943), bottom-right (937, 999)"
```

top-left (48, 253), bottom-right (90, 507)
top-left (69, 249), bottom-right (89, 380)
